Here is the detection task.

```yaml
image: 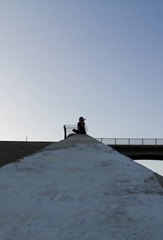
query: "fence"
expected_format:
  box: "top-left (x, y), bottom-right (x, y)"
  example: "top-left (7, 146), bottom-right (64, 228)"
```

top-left (63, 125), bottom-right (88, 138)
top-left (63, 125), bottom-right (163, 145)
top-left (95, 138), bottom-right (163, 146)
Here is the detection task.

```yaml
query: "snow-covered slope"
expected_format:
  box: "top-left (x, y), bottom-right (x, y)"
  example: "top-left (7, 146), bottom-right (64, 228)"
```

top-left (0, 135), bottom-right (163, 240)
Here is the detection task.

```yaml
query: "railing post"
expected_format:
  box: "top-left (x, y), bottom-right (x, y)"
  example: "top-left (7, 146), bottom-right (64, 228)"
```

top-left (63, 125), bottom-right (67, 139)
top-left (128, 138), bottom-right (130, 145)
top-left (142, 138), bottom-right (144, 145)
top-left (155, 139), bottom-right (157, 145)
top-left (115, 138), bottom-right (116, 145)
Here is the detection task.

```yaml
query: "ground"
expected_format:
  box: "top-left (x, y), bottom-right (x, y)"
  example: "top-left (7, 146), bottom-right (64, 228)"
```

top-left (0, 136), bottom-right (163, 240)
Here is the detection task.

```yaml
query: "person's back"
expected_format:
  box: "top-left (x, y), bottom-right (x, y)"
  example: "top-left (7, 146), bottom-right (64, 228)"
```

top-left (73, 117), bottom-right (86, 134)
top-left (77, 119), bottom-right (86, 134)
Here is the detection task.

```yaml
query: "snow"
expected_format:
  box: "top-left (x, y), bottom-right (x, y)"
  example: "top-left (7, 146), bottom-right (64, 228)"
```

top-left (0, 135), bottom-right (163, 240)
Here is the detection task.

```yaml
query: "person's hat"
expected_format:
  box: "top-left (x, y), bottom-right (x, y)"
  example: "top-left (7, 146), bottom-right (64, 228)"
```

top-left (79, 117), bottom-right (86, 121)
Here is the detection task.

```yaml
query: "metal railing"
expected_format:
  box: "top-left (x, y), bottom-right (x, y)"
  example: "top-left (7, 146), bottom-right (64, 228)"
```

top-left (63, 125), bottom-right (163, 145)
top-left (63, 124), bottom-right (88, 138)
top-left (95, 138), bottom-right (163, 146)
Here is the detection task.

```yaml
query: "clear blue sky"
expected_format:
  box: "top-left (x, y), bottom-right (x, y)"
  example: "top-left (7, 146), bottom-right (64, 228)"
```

top-left (0, 0), bottom-right (163, 141)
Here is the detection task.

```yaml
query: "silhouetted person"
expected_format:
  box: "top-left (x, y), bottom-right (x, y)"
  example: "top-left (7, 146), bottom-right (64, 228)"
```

top-left (73, 117), bottom-right (86, 134)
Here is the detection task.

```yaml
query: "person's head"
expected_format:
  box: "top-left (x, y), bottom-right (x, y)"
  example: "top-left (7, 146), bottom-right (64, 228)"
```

top-left (79, 117), bottom-right (85, 122)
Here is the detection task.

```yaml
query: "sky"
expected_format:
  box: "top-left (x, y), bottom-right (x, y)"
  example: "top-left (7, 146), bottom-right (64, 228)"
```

top-left (135, 159), bottom-right (163, 176)
top-left (0, 0), bottom-right (163, 142)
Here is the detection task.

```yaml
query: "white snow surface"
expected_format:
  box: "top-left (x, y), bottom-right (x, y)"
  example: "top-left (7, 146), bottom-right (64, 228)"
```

top-left (0, 135), bottom-right (163, 240)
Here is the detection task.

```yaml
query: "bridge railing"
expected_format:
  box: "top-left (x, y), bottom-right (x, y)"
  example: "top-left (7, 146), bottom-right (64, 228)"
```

top-left (96, 138), bottom-right (163, 145)
top-left (63, 125), bottom-right (88, 139)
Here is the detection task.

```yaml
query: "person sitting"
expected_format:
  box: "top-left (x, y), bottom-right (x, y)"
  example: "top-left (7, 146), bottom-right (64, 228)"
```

top-left (73, 117), bottom-right (86, 134)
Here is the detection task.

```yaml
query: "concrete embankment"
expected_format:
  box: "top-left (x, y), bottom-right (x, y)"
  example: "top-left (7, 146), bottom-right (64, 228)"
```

top-left (0, 134), bottom-right (163, 239)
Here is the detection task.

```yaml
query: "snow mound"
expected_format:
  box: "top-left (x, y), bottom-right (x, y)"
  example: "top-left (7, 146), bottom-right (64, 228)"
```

top-left (0, 135), bottom-right (163, 240)
top-left (44, 134), bottom-right (100, 150)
